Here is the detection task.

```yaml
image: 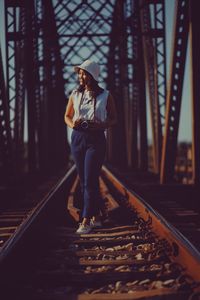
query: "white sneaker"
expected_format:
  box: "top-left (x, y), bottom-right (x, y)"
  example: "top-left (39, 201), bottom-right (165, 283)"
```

top-left (76, 223), bottom-right (92, 234)
top-left (90, 219), bottom-right (102, 228)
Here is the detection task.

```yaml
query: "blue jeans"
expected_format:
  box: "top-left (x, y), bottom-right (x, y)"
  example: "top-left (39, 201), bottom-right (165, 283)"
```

top-left (71, 129), bottom-right (106, 218)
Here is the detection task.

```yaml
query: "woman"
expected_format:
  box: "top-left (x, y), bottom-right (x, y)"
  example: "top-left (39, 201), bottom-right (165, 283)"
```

top-left (64, 59), bottom-right (117, 234)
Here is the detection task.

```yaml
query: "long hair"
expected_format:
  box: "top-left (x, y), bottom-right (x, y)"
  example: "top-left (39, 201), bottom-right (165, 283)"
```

top-left (77, 70), bottom-right (103, 97)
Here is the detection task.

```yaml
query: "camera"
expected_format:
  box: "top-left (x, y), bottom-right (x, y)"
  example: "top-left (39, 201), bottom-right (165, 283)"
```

top-left (79, 120), bottom-right (95, 129)
top-left (80, 120), bottom-right (89, 129)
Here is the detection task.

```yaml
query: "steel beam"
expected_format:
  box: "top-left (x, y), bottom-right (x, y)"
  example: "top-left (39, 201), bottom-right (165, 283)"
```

top-left (131, 0), bottom-right (148, 171)
top-left (152, 0), bottom-right (167, 134)
top-left (4, 0), bottom-right (26, 174)
top-left (106, 0), bottom-right (128, 168)
top-left (140, 0), bottom-right (166, 174)
top-left (0, 46), bottom-right (13, 181)
top-left (24, 1), bottom-right (38, 173)
top-left (189, 0), bottom-right (200, 185)
top-left (160, 0), bottom-right (189, 183)
top-left (36, 0), bottom-right (69, 174)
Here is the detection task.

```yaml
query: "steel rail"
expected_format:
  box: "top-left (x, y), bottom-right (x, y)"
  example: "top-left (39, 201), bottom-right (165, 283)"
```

top-left (102, 165), bottom-right (200, 281)
top-left (0, 164), bottom-right (76, 265)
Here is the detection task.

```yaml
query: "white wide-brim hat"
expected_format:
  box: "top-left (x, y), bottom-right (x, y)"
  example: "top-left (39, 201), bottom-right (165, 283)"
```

top-left (74, 59), bottom-right (100, 81)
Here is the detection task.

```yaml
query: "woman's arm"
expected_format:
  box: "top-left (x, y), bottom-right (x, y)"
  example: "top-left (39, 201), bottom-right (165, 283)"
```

top-left (64, 95), bottom-right (82, 129)
top-left (64, 95), bottom-right (75, 129)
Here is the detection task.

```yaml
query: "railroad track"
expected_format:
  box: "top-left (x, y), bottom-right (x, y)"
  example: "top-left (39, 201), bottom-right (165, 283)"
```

top-left (0, 207), bottom-right (31, 247)
top-left (0, 165), bottom-right (200, 300)
top-left (109, 168), bottom-right (200, 252)
top-left (0, 170), bottom-right (68, 251)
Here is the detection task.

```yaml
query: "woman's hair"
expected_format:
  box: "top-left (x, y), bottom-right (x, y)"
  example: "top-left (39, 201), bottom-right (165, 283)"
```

top-left (77, 69), bottom-right (103, 97)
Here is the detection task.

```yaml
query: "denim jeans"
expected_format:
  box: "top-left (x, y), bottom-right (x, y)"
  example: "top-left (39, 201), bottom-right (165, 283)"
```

top-left (71, 129), bottom-right (106, 218)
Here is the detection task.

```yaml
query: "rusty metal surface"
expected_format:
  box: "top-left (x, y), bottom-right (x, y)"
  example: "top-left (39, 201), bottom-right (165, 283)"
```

top-left (104, 164), bottom-right (200, 252)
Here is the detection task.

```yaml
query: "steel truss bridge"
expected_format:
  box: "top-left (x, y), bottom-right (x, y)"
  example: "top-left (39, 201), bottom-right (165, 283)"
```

top-left (0, 0), bottom-right (200, 186)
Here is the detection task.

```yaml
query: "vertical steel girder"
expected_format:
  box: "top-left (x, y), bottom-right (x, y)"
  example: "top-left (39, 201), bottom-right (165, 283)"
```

top-left (4, 0), bottom-right (26, 173)
top-left (0, 46), bottom-right (13, 180)
top-left (160, 0), bottom-right (189, 183)
top-left (35, 0), bottom-right (68, 174)
top-left (189, 0), bottom-right (200, 185)
top-left (129, 2), bottom-right (139, 169)
top-left (152, 0), bottom-right (167, 132)
top-left (24, 1), bottom-right (38, 173)
top-left (140, 0), bottom-right (166, 173)
top-left (131, 0), bottom-right (148, 170)
top-left (14, 7), bottom-right (26, 172)
top-left (107, 0), bottom-right (128, 168)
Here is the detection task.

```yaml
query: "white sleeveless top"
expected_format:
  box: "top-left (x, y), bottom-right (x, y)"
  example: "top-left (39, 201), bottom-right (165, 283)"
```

top-left (71, 89), bottom-right (109, 122)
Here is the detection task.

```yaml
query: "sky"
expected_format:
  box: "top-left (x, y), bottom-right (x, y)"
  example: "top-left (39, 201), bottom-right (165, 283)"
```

top-left (0, 0), bottom-right (192, 142)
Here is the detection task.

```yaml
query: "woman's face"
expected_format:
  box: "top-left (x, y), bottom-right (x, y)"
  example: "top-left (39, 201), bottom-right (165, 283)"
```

top-left (78, 69), bottom-right (92, 86)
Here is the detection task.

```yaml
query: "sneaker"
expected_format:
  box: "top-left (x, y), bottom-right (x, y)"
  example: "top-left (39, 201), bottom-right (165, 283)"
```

top-left (90, 219), bottom-right (102, 228)
top-left (76, 223), bottom-right (92, 234)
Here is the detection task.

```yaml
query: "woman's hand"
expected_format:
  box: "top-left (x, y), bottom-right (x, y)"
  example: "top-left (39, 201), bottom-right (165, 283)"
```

top-left (72, 118), bottom-right (83, 129)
